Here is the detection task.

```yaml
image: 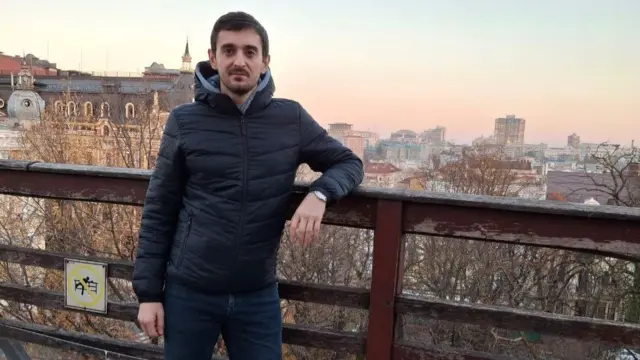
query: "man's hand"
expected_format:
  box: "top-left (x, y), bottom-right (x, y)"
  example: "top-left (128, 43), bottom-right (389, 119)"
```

top-left (290, 192), bottom-right (326, 245)
top-left (138, 302), bottom-right (164, 338)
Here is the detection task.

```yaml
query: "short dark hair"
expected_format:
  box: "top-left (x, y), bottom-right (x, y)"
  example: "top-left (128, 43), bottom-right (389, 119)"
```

top-left (210, 12), bottom-right (269, 57)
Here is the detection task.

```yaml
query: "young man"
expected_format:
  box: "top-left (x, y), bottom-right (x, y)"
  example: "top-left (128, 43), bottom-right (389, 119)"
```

top-left (131, 11), bottom-right (364, 360)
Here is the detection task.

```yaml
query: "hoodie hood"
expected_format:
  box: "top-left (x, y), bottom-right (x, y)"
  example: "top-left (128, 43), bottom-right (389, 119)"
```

top-left (194, 61), bottom-right (274, 114)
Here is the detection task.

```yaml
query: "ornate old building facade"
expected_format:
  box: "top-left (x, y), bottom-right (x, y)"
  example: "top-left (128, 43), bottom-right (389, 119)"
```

top-left (0, 41), bottom-right (194, 163)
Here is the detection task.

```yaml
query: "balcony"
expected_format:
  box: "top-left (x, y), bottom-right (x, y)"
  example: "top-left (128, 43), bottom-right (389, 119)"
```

top-left (1, 159), bottom-right (640, 359)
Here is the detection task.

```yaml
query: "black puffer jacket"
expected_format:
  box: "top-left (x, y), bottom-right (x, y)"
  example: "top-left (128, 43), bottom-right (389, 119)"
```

top-left (132, 62), bottom-right (364, 302)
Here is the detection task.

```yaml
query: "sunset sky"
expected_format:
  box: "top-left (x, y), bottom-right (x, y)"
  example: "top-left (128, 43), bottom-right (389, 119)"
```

top-left (2, 0), bottom-right (638, 145)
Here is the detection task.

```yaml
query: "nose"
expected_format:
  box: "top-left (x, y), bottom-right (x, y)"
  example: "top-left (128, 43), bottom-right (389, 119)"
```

top-left (232, 53), bottom-right (247, 68)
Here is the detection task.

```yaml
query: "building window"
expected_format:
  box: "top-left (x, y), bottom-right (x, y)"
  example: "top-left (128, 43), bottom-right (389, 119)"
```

top-left (84, 102), bottom-right (93, 117)
top-left (100, 102), bottom-right (110, 118)
top-left (125, 103), bottom-right (135, 119)
top-left (66, 101), bottom-right (77, 117)
top-left (54, 100), bottom-right (64, 115)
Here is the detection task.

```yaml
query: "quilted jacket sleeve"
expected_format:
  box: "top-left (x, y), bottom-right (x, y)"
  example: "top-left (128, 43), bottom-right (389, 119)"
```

top-left (298, 104), bottom-right (364, 202)
top-left (132, 111), bottom-right (186, 303)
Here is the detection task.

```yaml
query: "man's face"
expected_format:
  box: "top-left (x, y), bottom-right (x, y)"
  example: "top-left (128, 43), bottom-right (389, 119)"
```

top-left (209, 28), bottom-right (270, 96)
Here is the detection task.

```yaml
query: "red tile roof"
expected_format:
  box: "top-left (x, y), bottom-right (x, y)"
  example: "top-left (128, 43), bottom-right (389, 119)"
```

top-left (0, 55), bottom-right (55, 76)
top-left (365, 163), bottom-right (401, 174)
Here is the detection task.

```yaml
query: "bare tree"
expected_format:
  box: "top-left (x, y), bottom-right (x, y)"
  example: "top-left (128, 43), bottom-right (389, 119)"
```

top-left (576, 144), bottom-right (640, 324)
top-left (0, 93), bottom-right (169, 355)
top-left (399, 146), bottom-right (624, 359)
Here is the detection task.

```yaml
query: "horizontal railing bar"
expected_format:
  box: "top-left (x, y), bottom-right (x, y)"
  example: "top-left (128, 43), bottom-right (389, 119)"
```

top-left (0, 318), bottom-right (165, 360)
top-left (2, 159), bottom-right (640, 221)
top-left (2, 161), bottom-right (640, 253)
top-left (392, 341), bottom-right (510, 360)
top-left (395, 295), bottom-right (640, 347)
top-left (0, 283), bottom-right (366, 352)
top-left (407, 232), bottom-right (640, 263)
top-left (0, 165), bottom-right (377, 228)
top-left (0, 244), bottom-right (134, 279)
top-left (3, 161), bottom-right (640, 257)
top-left (0, 283), bottom-right (138, 321)
top-left (284, 323), bottom-right (366, 353)
top-left (0, 244), bottom-right (370, 309)
top-left (403, 202), bottom-right (640, 259)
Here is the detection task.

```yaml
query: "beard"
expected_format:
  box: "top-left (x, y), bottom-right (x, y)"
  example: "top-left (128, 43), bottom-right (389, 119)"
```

top-left (222, 81), bottom-right (254, 96)
top-left (221, 71), bottom-right (257, 96)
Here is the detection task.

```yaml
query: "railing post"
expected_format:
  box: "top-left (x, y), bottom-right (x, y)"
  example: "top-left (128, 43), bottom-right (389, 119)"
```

top-left (366, 200), bottom-right (404, 360)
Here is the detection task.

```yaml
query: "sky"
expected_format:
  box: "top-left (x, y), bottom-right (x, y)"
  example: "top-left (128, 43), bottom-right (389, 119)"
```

top-left (2, 0), bottom-right (639, 146)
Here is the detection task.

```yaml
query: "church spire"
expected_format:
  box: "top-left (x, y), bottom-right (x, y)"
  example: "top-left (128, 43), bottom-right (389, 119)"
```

top-left (181, 37), bottom-right (192, 73)
top-left (183, 38), bottom-right (190, 58)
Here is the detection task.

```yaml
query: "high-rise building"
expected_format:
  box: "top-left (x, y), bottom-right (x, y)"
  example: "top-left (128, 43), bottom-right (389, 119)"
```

top-left (327, 122), bottom-right (354, 139)
top-left (420, 126), bottom-right (446, 144)
top-left (327, 122), bottom-right (378, 156)
top-left (494, 115), bottom-right (525, 145)
top-left (567, 133), bottom-right (580, 148)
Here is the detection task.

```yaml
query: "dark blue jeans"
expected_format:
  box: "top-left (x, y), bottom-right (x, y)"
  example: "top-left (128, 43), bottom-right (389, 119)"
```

top-left (163, 281), bottom-right (282, 360)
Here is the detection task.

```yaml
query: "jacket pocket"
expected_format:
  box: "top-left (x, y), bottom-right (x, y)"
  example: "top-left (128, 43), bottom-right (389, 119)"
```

top-left (176, 215), bottom-right (192, 269)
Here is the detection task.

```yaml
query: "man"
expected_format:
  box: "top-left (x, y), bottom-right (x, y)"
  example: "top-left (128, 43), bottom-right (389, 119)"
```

top-left (131, 11), bottom-right (364, 360)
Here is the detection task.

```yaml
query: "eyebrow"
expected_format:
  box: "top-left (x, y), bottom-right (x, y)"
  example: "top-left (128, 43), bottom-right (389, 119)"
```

top-left (220, 43), bottom-right (259, 52)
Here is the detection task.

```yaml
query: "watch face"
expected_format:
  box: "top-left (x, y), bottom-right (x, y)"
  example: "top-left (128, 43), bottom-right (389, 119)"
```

top-left (313, 191), bottom-right (327, 201)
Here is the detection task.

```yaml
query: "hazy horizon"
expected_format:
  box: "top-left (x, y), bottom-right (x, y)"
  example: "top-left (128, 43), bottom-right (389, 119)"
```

top-left (2, 0), bottom-right (638, 146)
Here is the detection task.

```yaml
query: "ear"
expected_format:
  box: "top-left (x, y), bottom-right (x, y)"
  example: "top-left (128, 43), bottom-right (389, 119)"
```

top-left (261, 55), bottom-right (271, 74)
top-left (208, 49), bottom-right (218, 70)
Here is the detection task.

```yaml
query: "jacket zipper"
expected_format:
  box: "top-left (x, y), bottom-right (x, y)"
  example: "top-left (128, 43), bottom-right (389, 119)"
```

top-left (240, 115), bottom-right (248, 214)
top-left (234, 114), bottom-right (248, 290)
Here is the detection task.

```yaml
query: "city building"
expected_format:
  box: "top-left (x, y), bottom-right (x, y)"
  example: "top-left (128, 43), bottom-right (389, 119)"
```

top-left (327, 122), bottom-right (378, 159)
top-left (349, 129), bottom-right (379, 148)
top-left (390, 129), bottom-right (418, 143)
top-left (0, 41), bottom-right (192, 162)
top-left (494, 115), bottom-right (525, 145)
top-left (419, 126), bottom-right (446, 144)
top-left (0, 60), bottom-right (46, 129)
top-left (363, 162), bottom-right (402, 187)
top-left (327, 122), bottom-right (353, 139)
top-left (0, 52), bottom-right (58, 76)
top-left (342, 134), bottom-right (365, 159)
top-left (567, 133), bottom-right (580, 148)
top-left (0, 40), bottom-right (194, 126)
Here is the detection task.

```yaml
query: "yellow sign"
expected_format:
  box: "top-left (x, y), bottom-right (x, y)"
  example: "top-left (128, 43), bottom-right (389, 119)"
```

top-left (64, 259), bottom-right (108, 314)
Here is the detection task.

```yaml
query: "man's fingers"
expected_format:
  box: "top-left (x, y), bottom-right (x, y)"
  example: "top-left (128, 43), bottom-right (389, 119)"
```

top-left (304, 218), bottom-right (315, 244)
top-left (141, 320), bottom-right (154, 337)
top-left (296, 218), bottom-right (308, 243)
top-left (137, 316), bottom-right (149, 337)
top-left (290, 214), bottom-right (300, 241)
top-left (139, 321), bottom-right (148, 337)
top-left (313, 217), bottom-right (321, 235)
top-left (156, 310), bottom-right (165, 336)
top-left (147, 319), bottom-right (158, 337)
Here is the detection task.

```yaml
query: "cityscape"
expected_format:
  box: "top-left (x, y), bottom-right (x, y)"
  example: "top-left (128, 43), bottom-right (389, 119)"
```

top-left (1, 46), bottom-right (637, 207)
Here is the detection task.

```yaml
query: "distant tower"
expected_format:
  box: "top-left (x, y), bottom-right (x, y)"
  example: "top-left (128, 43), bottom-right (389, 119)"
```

top-left (181, 38), bottom-right (192, 73)
top-left (11, 59), bottom-right (35, 90)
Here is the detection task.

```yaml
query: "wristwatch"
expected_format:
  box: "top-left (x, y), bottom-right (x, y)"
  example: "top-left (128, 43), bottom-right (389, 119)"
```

top-left (311, 190), bottom-right (327, 202)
